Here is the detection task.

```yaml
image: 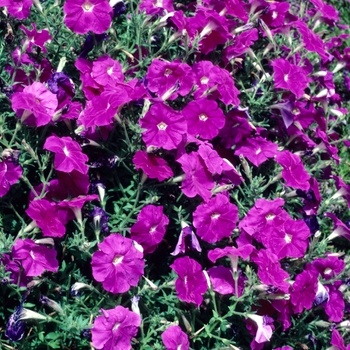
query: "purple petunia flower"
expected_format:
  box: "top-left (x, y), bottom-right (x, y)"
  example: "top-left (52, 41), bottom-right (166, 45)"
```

top-left (177, 151), bottom-right (214, 202)
top-left (193, 194), bottom-right (239, 244)
top-left (271, 58), bottom-right (310, 98)
top-left (91, 306), bottom-right (141, 350)
top-left (0, 158), bottom-right (22, 197)
top-left (5, 303), bottom-right (26, 341)
top-left (235, 136), bottom-right (278, 167)
top-left (171, 222), bottom-right (201, 256)
top-left (12, 238), bottom-right (59, 277)
top-left (161, 325), bottom-right (190, 350)
top-left (63, 0), bottom-right (113, 35)
top-left (91, 234), bottom-right (144, 294)
top-left (130, 205), bottom-right (169, 254)
top-left (11, 82), bottom-right (58, 127)
top-left (26, 199), bottom-right (66, 237)
top-left (141, 103), bottom-right (186, 150)
top-left (290, 266), bottom-right (318, 313)
top-left (20, 23), bottom-right (52, 53)
top-left (133, 150), bottom-right (173, 182)
top-left (0, 0), bottom-right (32, 19)
top-left (330, 329), bottom-right (350, 350)
top-left (182, 99), bottom-right (225, 140)
top-left (170, 256), bottom-right (208, 307)
top-left (43, 135), bottom-right (89, 174)
top-left (276, 151), bottom-right (311, 191)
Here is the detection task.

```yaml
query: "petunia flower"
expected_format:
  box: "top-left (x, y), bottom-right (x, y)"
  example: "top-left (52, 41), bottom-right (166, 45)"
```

top-left (11, 82), bottom-right (58, 127)
top-left (193, 194), bottom-right (239, 244)
top-left (26, 199), bottom-right (66, 237)
top-left (171, 222), bottom-right (201, 256)
top-left (234, 136), bottom-right (278, 167)
top-left (43, 135), bottom-right (89, 174)
top-left (141, 103), bottom-right (186, 150)
top-left (20, 23), bottom-right (52, 53)
top-left (91, 55), bottom-right (123, 86)
top-left (311, 255), bottom-right (345, 280)
top-left (252, 249), bottom-right (290, 293)
top-left (161, 325), bottom-right (190, 350)
top-left (176, 151), bottom-right (214, 202)
top-left (133, 150), bottom-right (173, 182)
top-left (5, 303), bottom-right (26, 341)
top-left (182, 99), bottom-right (225, 140)
top-left (246, 314), bottom-right (274, 344)
top-left (12, 238), bottom-right (59, 277)
top-left (130, 205), bottom-right (169, 254)
top-left (63, 0), bottom-right (113, 35)
top-left (146, 59), bottom-right (194, 99)
top-left (276, 151), bottom-right (311, 191)
top-left (224, 28), bottom-right (258, 60)
top-left (330, 329), bottom-right (350, 350)
top-left (271, 58), bottom-right (310, 98)
top-left (0, 0), bottom-right (32, 19)
top-left (0, 254), bottom-right (29, 286)
top-left (170, 256), bottom-right (208, 307)
top-left (0, 158), bottom-right (22, 197)
top-left (91, 234), bottom-right (145, 294)
top-left (91, 306), bottom-right (141, 350)
top-left (290, 266), bottom-right (318, 313)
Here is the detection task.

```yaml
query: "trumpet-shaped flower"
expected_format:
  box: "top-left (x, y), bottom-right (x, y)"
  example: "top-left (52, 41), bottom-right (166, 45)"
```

top-left (63, 0), bottom-right (113, 35)
top-left (91, 306), bottom-right (141, 350)
top-left (0, 159), bottom-right (22, 197)
top-left (91, 234), bottom-right (144, 293)
top-left (43, 135), bottom-right (89, 174)
top-left (12, 238), bottom-right (59, 277)
top-left (170, 256), bottom-right (208, 307)
top-left (161, 325), bottom-right (190, 350)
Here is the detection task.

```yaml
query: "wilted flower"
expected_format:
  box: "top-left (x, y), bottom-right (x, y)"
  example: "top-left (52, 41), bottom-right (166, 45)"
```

top-left (5, 304), bottom-right (26, 341)
top-left (246, 314), bottom-right (274, 344)
top-left (171, 222), bottom-right (201, 256)
top-left (91, 306), bottom-right (141, 350)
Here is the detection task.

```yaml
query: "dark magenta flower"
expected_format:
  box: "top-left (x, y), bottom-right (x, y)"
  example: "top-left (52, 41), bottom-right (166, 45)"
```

top-left (43, 135), bottom-right (89, 174)
top-left (63, 0), bottom-right (113, 34)
top-left (263, 219), bottom-right (310, 259)
top-left (170, 256), bottom-right (208, 307)
top-left (311, 255), bottom-right (345, 280)
top-left (271, 58), bottom-right (310, 98)
top-left (290, 266), bottom-right (318, 313)
top-left (193, 194), bottom-right (239, 244)
top-left (235, 136), bottom-right (278, 167)
top-left (177, 151), bottom-right (214, 202)
top-left (133, 150), bottom-right (173, 182)
top-left (161, 325), bottom-right (190, 350)
top-left (141, 103), bottom-right (186, 150)
top-left (26, 199), bottom-right (66, 237)
top-left (12, 238), bottom-right (59, 277)
top-left (182, 99), bottom-right (225, 140)
top-left (91, 234), bottom-right (144, 294)
top-left (325, 283), bottom-right (344, 322)
top-left (139, 0), bottom-right (174, 15)
top-left (91, 55), bottom-right (124, 86)
top-left (252, 249), bottom-right (290, 293)
top-left (145, 59), bottom-right (194, 99)
top-left (20, 23), bottom-right (51, 53)
top-left (224, 28), bottom-right (258, 59)
top-left (0, 254), bottom-right (29, 286)
top-left (0, 0), bottom-right (32, 19)
top-left (130, 205), bottom-right (169, 254)
top-left (11, 82), bottom-right (58, 127)
top-left (0, 158), bottom-right (22, 197)
top-left (276, 151), bottom-right (311, 191)
top-left (91, 306), bottom-right (141, 350)
top-left (325, 212), bottom-right (350, 241)
top-left (330, 329), bottom-right (350, 350)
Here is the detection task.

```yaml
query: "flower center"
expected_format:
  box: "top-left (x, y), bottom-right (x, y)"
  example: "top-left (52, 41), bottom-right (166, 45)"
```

top-left (265, 213), bottom-right (275, 220)
top-left (284, 234), bottom-right (292, 243)
top-left (30, 250), bottom-right (35, 259)
top-left (82, 1), bottom-right (94, 11)
top-left (112, 255), bottom-right (123, 266)
top-left (154, 0), bottom-right (163, 7)
top-left (107, 66), bottom-right (113, 76)
top-left (164, 68), bottom-right (172, 76)
top-left (284, 74), bottom-right (289, 82)
top-left (255, 148), bottom-right (262, 155)
top-left (157, 122), bottom-right (168, 130)
top-left (199, 114), bottom-right (208, 121)
top-left (292, 108), bottom-right (300, 115)
top-left (35, 98), bottom-right (40, 104)
top-left (272, 11), bottom-right (278, 19)
top-left (63, 146), bottom-right (70, 156)
top-left (211, 212), bottom-right (220, 219)
top-left (112, 322), bottom-right (120, 331)
top-left (149, 225), bottom-right (157, 234)
top-left (200, 76), bottom-right (209, 84)
top-left (324, 268), bottom-right (332, 275)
